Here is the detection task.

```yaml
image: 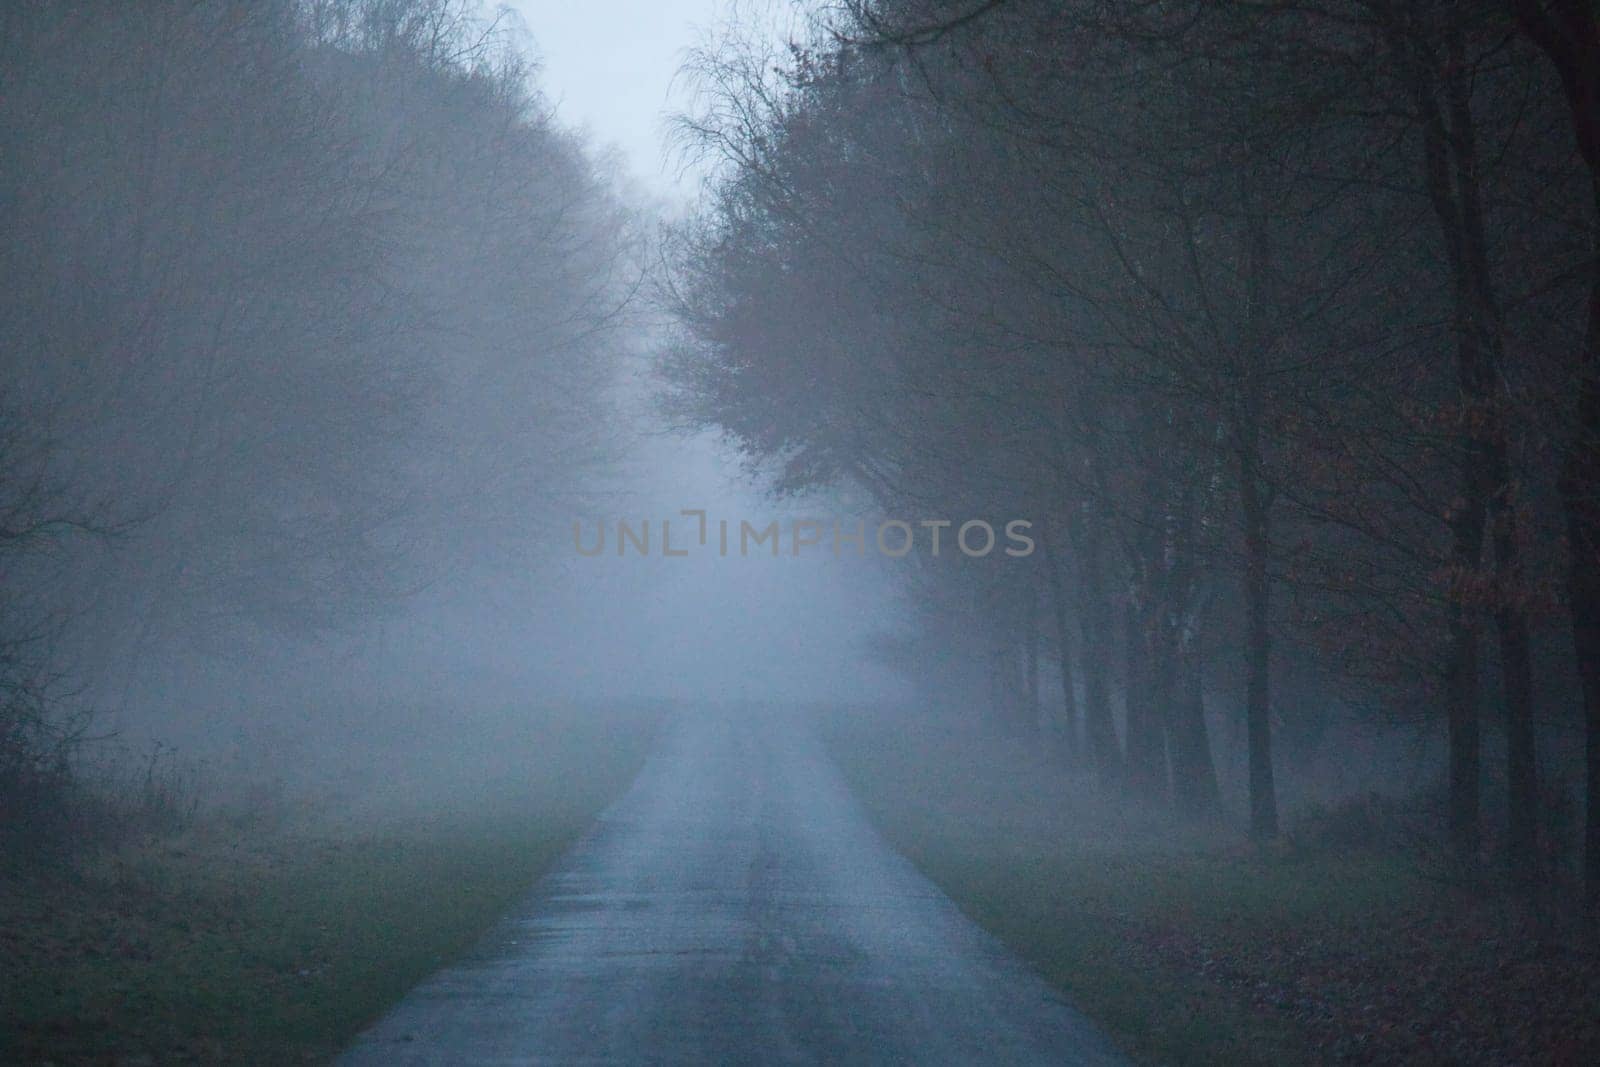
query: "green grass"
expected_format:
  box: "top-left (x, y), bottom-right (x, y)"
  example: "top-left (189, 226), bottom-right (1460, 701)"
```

top-left (1, 702), bottom-right (657, 1065)
top-left (902, 845), bottom-right (1426, 1065)
top-left (821, 709), bottom-right (1452, 1067)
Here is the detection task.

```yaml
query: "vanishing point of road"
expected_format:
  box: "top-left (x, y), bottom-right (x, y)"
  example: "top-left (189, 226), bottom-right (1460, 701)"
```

top-left (341, 707), bottom-right (1128, 1065)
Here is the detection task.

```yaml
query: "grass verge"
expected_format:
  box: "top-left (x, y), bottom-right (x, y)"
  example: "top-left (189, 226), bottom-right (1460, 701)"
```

top-left (822, 707), bottom-right (1599, 1066)
top-left (1, 702), bottom-right (657, 1065)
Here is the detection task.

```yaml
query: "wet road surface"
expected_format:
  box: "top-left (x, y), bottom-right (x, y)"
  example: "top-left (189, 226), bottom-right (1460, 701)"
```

top-left (340, 707), bottom-right (1128, 1065)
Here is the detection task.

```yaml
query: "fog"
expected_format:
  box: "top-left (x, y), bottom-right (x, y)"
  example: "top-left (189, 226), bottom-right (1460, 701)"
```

top-left (362, 428), bottom-right (912, 708)
top-left (5, 1), bottom-right (1600, 1064)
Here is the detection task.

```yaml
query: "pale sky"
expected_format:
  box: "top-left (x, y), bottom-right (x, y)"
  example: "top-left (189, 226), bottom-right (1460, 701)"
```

top-left (505, 0), bottom-right (772, 201)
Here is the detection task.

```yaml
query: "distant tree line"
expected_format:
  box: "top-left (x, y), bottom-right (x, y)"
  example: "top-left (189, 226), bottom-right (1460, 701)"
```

top-left (665, 0), bottom-right (1600, 915)
top-left (0, 0), bottom-right (635, 843)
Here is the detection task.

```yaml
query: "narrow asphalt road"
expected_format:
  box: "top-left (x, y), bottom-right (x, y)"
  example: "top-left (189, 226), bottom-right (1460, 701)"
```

top-left (340, 707), bottom-right (1128, 1065)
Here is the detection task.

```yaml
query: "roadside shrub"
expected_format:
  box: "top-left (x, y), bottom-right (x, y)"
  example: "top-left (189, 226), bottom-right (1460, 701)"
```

top-left (0, 690), bottom-right (91, 865)
top-left (2, 696), bottom-right (214, 871)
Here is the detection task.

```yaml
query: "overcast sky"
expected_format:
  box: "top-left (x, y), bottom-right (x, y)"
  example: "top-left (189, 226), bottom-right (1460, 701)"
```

top-left (506, 0), bottom-right (794, 201)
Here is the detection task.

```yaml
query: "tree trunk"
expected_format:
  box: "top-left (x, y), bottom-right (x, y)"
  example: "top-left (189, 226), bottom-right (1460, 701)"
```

top-left (1490, 466), bottom-right (1539, 885)
top-left (1505, 0), bottom-right (1600, 919)
top-left (1072, 509), bottom-right (1122, 790)
top-left (1124, 594), bottom-right (1169, 805)
top-left (1440, 29), bottom-right (1540, 884)
top-left (1445, 603), bottom-right (1483, 866)
top-left (1124, 477), bottom-right (1172, 806)
top-left (1571, 431), bottom-right (1600, 915)
top-left (1025, 581), bottom-right (1042, 737)
top-left (1170, 647), bottom-right (1220, 816)
top-left (1239, 436), bottom-right (1278, 842)
top-left (1563, 181), bottom-right (1600, 914)
top-left (988, 646), bottom-right (1006, 727)
top-left (1148, 604), bottom-right (1179, 808)
top-left (1234, 146), bottom-right (1279, 843)
top-left (1389, 11), bottom-right (1520, 871)
top-left (1043, 523), bottom-right (1080, 763)
top-left (1164, 477), bottom-right (1214, 814)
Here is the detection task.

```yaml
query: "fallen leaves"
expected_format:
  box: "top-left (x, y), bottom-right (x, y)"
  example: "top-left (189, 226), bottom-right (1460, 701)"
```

top-left (1119, 900), bottom-right (1600, 1065)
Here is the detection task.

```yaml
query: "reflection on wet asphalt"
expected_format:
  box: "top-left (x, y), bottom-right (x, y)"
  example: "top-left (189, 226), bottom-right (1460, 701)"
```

top-left (341, 707), bottom-right (1128, 1065)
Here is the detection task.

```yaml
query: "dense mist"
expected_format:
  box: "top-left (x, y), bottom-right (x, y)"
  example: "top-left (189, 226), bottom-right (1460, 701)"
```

top-left (5, 1), bottom-right (1600, 1064)
top-left (0, 1), bottom-right (904, 766)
